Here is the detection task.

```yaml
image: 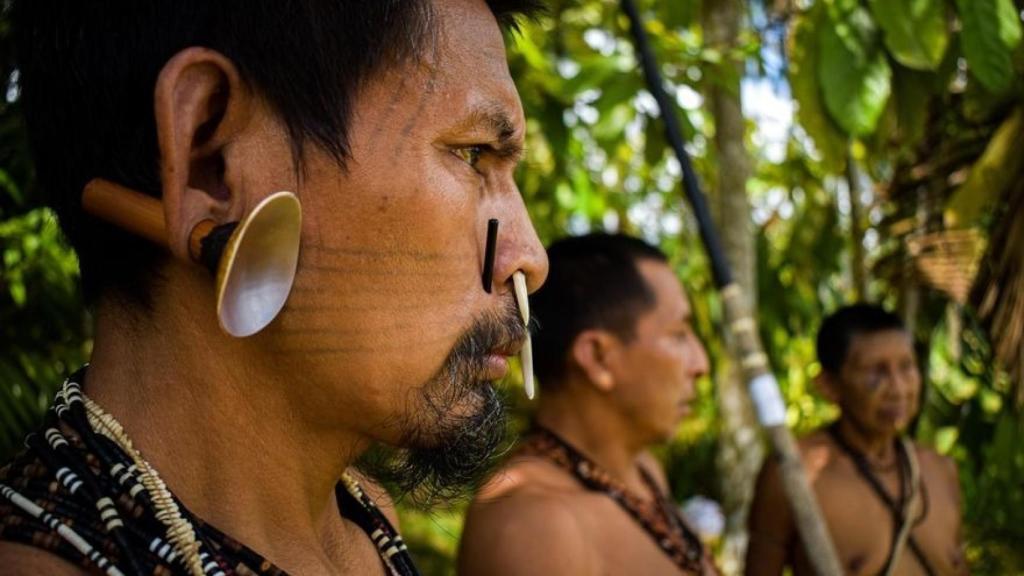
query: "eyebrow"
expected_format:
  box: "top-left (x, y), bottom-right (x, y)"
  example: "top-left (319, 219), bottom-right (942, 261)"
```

top-left (454, 103), bottom-right (525, 160)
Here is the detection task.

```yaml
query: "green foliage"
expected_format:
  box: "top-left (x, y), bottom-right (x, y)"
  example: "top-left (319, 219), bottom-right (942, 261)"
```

top-left (819, 2), bottom-right (892, 137)
top-left (889, 65), bottom-right (934, 150)
top-left (956, 0), bottom-right (1023, 93)
top-left (0, 5), bottom-right (92, 460)
top-left (399, 507), bottom-right (464, 576)
top-left (916, 314), bottom-right (1024, 573)
top-left (963, 413), bottom-right (1024, 573)
top-left (947, 109), bottom-right (1024, 226)
top-left (0, 208), bottom-right (89, 458)
top-left (788, 4), bottom-right (849, 170)
top-left (869, 0), bottom-right (949, 70)
top-left (752, 156), bottom-right (847, 430)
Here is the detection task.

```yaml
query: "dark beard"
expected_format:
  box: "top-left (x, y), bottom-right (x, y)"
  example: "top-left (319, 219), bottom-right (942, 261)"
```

top-left (357, 299), bottom-right (525, 507)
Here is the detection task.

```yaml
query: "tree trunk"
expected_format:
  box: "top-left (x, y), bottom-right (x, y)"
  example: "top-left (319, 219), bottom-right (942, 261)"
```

top-left (702, 1), bottom-right (762, 573)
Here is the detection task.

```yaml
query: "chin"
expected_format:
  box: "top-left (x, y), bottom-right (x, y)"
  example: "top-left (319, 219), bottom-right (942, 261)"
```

top-left (414, 380), bottom-right (495, 446)
top-left (651, 420), bottom-right (680, 445)
top-left (357, 380), bottom-right (509, 506)
top-left (873, 413), bottom-right (913, 434)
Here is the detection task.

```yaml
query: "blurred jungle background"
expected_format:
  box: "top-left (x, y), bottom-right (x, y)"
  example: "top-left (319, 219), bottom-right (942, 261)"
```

top-left (2, 0), bottom-right (1023, 573)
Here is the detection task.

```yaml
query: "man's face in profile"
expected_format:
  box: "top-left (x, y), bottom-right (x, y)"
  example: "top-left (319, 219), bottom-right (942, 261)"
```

top-left (241, 0), bottom-right (546, 500)
top-left (609, 260), bottom-right (709, 443)
top-left (835, 330), bottom-right (921, 436)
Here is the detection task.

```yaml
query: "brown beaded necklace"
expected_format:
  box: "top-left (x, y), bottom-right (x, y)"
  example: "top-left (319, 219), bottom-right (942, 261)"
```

top-left (519, 427), bottom-right (719, 575)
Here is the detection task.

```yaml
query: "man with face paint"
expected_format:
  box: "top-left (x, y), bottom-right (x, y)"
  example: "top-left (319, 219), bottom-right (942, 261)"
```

top-left (746, 305), bottom-right (968, 576)
top-left (0, 1), bottom-right (547, 574)
top-left (458, 234), bottom-right (719, 576)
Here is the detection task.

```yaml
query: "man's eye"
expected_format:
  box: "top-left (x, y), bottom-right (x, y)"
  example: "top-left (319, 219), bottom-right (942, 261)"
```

top-left (673, 326), bottom-right (692, 342)
top-left (453, 146), bottom-right (484, 168)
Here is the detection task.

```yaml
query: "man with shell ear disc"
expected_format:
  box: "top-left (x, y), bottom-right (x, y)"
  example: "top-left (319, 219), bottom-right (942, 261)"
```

top-left (0, 1), bottom-right (549, 574)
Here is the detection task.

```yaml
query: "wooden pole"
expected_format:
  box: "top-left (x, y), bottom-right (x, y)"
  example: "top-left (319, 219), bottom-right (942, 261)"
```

top-left (618, 3), bottom-right (843, 574)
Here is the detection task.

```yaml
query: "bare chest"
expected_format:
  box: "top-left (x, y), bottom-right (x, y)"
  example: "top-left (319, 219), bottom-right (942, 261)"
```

top-left (576, 497), bottom-right (702, 576)
top-left (797, 468), bottom-right (964, 576)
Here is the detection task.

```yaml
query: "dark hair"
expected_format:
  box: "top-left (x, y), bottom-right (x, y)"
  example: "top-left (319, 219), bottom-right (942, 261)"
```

top-left (11, 0), bottom-right (541, 305)
top-left (531, 233), bottom-right (668, 387)
top-left (816, 304), bottom-right (907, 374)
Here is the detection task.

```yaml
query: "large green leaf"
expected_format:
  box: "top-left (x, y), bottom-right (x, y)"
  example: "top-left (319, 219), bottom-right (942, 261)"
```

top-left (956, 0), bottom-right (1023, 93)
top-left (946, 108), bottom-right (1024, 226)
top-left (994, 0), bottom-right (1023, 48)
top-left (818, 8), bottom-right (893, 137)
top-left (869, 0), bottom-right (949, 70)
top-left (787, 6), bottom-right (848, 169)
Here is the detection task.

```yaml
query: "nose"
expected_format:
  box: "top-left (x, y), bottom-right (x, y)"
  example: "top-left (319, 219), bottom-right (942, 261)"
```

top-left (489, 192), bottom-right (548, 296)
top-left (688, 335), bottom-right (710, 379)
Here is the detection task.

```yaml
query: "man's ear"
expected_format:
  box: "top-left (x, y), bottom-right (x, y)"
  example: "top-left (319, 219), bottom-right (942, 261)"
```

top-left (154, 47), bottom-right (253, 261)
top-left (814, 371), bottom-right (841, 404)
top-left (570, 329), bottom-right (620, 392)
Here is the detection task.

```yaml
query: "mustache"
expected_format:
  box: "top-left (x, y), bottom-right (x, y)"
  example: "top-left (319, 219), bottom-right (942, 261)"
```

top-left (449, 297), bottom-right (528, 367)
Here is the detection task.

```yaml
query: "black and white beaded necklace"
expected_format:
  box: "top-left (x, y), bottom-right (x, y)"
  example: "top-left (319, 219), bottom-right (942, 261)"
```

top-left (0, 367), bottom-right (420, 576)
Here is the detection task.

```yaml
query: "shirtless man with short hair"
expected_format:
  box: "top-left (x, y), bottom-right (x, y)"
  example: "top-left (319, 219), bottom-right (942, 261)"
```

top-left (746, 304), bottom-right (968, 576)
top-left (458, 233), bottom-right (719, 576)
top-left (1, 1), bottom-right (545, 574)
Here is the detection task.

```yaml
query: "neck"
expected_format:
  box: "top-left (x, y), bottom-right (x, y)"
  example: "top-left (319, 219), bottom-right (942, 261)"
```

top-left (534, 384), bottom-right (648, 493)
top-left (834, 417), bottom-right (898, 467)
top-left (85, 281), bottom-right (365, 571)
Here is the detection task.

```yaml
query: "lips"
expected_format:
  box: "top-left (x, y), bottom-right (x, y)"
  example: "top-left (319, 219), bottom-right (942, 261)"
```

top-left (481, 354), bottom-right (511, 380)
top-left (489, 339), bottom-right (524, 358)
top-left (677, 394), bottom-right (696, 415)
top-left (480, 338), bottom-right (525, 381)
top-left (878, 405), bottom-right (907, 422)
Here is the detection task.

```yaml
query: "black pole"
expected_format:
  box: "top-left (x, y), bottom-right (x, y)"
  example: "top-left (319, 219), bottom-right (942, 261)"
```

top-left (616, 2), bottom-right (843, 574)
top-left (619, 0), bottom-right (732, 289)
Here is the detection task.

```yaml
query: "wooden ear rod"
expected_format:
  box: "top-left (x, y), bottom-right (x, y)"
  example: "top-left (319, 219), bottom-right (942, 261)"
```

top-left (82, 178), bottom-right (215, 261)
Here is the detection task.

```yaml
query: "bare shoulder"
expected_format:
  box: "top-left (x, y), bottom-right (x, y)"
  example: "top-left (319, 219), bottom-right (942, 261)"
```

top-left (459, 457), bottom-right (596, 576)
top-left (0, 541), bottom-right (87, 576)
top-left (347, 468), bottom-right (400, 528)
top-left (473, 454), bottom-right (581, 502)
top-left (909, 442), bottom-right (961, 495)
top-left (796, 429), bottom-right (838, 482)
top-left (746, 433), bottom-right (835, 574)
top-left (910, 442), bottom-right (956, 473)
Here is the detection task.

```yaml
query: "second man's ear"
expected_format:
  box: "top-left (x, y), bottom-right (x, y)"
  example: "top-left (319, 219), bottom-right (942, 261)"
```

top-left (813, 371), bottom-right (841, 404)
top-left (153, 47), bottom-right (254, 262)
top-left (571, 329), bottom-right (620, 392)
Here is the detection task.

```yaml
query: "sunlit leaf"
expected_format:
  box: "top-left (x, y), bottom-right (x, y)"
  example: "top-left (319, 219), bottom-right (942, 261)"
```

top-left (818, 8), bottom-right (892, 137)
top-left (946, 108), bottom-right (1024, 227)
top-left (869, 0), bottom-right (949, 70)
top-left (787, 6), bottom-right (848, 169)
top-left (956, 0), bottom-right (1022, 93)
